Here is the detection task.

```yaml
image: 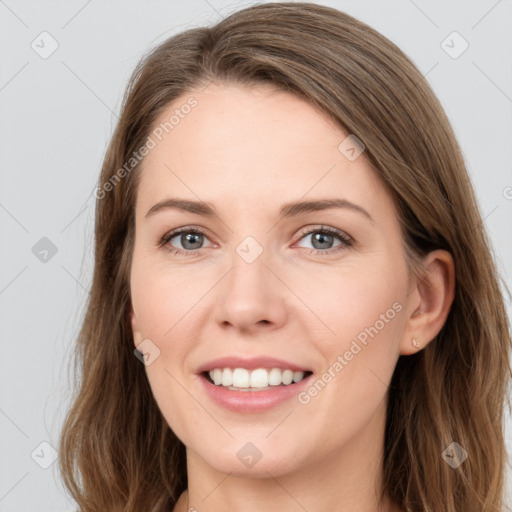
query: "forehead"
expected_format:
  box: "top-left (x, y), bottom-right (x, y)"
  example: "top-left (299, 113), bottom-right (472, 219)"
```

top-left (135, 84), bottom-right (392, 219)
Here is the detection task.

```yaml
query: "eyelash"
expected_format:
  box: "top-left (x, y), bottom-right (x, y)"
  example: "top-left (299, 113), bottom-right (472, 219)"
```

top-left (158, 225), bottom-right (353, 257)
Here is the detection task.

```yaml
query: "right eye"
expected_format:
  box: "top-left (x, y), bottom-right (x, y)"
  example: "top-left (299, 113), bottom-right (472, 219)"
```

top-left (159, 226), bottom-right (214, 256)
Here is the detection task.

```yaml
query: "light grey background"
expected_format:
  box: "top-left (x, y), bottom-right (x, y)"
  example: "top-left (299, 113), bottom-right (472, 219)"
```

top-left (1, 1), bottom-right (511, 510)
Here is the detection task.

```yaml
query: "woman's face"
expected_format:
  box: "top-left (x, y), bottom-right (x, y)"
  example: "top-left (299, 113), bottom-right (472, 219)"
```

top-left (130, 84), bottom-right (416, 477)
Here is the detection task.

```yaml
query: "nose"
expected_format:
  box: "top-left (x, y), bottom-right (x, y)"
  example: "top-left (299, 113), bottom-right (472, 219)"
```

top-left (213, 245), bottom-right (287, 335)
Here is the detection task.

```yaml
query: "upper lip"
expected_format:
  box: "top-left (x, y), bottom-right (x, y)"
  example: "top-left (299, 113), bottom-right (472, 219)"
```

top-left (196, 356), bottom-right (312, 374)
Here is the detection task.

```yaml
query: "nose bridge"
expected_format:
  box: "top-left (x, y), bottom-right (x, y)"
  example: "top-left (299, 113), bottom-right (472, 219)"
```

top-left (227, 233), bottom-right (272, 300)
top-left (234, 234), bottom-right (266, 266)
top-left (213, 230), bottom-right (287, 331)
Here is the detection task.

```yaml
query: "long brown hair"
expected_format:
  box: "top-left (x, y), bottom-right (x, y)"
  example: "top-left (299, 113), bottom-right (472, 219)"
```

top-left (58, 3), bottom-right (512, 511)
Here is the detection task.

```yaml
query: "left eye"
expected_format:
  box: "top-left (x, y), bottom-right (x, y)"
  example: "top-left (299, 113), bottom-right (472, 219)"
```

top-left (295, 227), bottom-right (352, 252)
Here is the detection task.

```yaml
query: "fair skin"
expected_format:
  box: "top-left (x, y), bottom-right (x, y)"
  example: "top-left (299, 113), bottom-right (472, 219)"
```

top-left (129, 84), bottom-right (455, 512)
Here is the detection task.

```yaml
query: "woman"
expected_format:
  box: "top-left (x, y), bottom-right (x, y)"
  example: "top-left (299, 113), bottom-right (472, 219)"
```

top-left (59, 3), bottom-right (511, 511)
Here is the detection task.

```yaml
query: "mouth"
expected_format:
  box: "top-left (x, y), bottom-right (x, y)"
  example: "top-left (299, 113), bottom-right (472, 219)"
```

top-left (197, 363), bottom-right (314, 413)
top-left (196, 356), bottom-right (314, 412)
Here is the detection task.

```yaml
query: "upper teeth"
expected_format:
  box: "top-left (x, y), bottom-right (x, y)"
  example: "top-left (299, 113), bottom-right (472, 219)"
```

top-left (209, 368), bottom-right (306, 388)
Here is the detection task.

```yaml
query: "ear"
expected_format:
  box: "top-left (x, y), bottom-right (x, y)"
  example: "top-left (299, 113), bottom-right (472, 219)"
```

top-left (129, 304), bottom-right (144, 349)
top-left (400, 249), bottom-right (455, 355)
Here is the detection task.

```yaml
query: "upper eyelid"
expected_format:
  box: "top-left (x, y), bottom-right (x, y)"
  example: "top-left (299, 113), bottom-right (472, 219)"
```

top-left (297, 225), bottom-right (349, 237)
top-left (164, 224), bottom-right (347, 237)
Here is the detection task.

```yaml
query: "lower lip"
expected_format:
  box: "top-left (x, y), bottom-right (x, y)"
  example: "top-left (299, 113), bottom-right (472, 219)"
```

top-left (198, 373), bottom-right (313, 413)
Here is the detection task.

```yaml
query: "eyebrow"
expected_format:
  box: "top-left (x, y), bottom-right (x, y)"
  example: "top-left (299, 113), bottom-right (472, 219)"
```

top-left (145, 197), bottom-right (374, 223)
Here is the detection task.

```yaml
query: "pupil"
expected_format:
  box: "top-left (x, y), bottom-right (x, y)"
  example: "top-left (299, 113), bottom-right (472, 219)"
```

top-left (313, 232), bottom-right (333, 249)
top-left (182, 232), bottom-right (202, 250)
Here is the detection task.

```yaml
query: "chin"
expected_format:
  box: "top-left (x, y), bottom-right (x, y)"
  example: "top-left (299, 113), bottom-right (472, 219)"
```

top-left (190, 438), bottom-right (308, 478)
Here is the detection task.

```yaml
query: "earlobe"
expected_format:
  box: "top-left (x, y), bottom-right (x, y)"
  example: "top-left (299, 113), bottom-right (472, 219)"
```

top-left (400, 249), bottom-right (455, 355)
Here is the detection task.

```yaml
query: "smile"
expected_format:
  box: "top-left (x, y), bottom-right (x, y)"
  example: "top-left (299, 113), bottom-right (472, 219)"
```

top-left (207, 367), bottom-right (311, 391)
top-left (198, 370), bottom-right (313, 413)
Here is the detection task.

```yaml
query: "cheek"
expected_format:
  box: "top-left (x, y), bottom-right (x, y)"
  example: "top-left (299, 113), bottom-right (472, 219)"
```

top-left (315, 262), bottom-right (405, 393)
top-left (300, 256), bottom-right (406, 401)
top-left (131, 259), bottom-right (213, 339)
top-left (339, 272), bottom-right (403, 343)
top-left (130, 263), bottom-right (207, 442)
top-left (295, 255), bottom-right (405, 339)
